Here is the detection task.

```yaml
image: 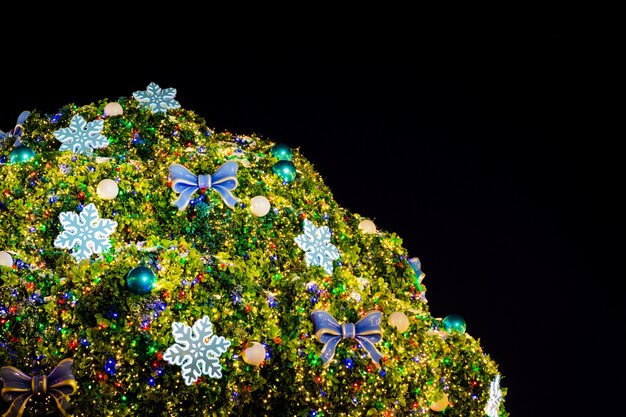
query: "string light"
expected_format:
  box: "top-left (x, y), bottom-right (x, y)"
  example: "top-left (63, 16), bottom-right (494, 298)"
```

top-left (0, 92), bottom-right (504, 416)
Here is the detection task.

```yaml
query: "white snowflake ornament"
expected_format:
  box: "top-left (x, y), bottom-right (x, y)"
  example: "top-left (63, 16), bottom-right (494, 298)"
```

top-left (163, 316), bottom-right (231, 385)
top-left (133, 82), bottom-right (181, 114)
top-left (294, 218), bottom-right (340, 275)
top-left (53, 115), bottom-right (109, 156)
top-left (485, 374), bottom-right (503, 417)
top-left (54, 203), bottom-right (117, 262)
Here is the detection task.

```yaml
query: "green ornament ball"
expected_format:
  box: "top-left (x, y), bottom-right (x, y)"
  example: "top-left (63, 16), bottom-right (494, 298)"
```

top-left (10, 144), bottom-right (36, 164)
top-left (126, 266), bottom-right (157, 295)
top-left (442, 314), bottom-right (467, 334)
top-left (271, 143), bottom-right (293, 161)
top-left (272, 160), bottom-right (297, 183)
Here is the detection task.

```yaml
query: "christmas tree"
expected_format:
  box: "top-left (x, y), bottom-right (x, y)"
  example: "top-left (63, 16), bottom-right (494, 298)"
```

top-left (0, 83), bottom-right (506, 416)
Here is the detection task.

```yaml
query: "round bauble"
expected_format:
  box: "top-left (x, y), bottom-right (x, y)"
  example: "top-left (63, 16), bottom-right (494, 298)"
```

top-left (97, 179), bottom-right (119, 200)
top-left (126, 266), bottom-right (157, 295)
top-left (10, 145), bottom-right (35, 164)
top-left (442, 314), bottom-right (467, 334)
top-left (358, 219), bottom-right (377, 234)
top-left (104, 102), bottom-right (124, 117)
top-left (250, 196), bottom-right (271, 217)
top-left (0, 251), bottom-right (13, 268)
top-left (272, 160), bottom-right (297, 183)
top-left (429, 393), bottom-right (449, 412)
top-left (242, 342), bottom-right (266, 366)
top-left (388, 311), bottom-right (410, 333)
top-left (270, 143), bottom-right (293, 161)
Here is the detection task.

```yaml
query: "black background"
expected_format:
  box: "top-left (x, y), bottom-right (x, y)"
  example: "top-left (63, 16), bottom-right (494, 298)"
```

top-left (1, 21), bottom-right (620, 416)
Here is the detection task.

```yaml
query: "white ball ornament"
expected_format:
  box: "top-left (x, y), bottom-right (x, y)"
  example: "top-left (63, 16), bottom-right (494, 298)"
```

top-left (250, 195), bottom-right (271, 217)
top-left (104, 102), bottom-right (124, 117)
top-left (388, 311), bottom-right (410, 333)
top-left (242, 342), bottom-right (266, 366)
top-left (429, 393), bottom-right (449, 412)
top-left (0, 251), bottom-right (13, 268)
top-left (358, 219), bottom-right (377, 234)
top-left (97, 179), bottom-right (119, 200)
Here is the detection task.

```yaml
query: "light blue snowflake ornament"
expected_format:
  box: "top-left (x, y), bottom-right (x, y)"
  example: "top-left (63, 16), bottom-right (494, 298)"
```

top-left (53, 203), bottom-right (117, 262)
top-left (163, 316), bottom-right (231, 385)
top-left (133, 82), bottom-right (181, 114)
top-left (53, 114), bottom-right (108, 156)
top-left (485, 374), bottom-right (503, 417)
top-left (294, 218), bottom-right (340, 275)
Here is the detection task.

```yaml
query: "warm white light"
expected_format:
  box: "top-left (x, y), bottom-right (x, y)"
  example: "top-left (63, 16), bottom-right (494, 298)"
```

top-left (430, 393), bottom-right (449, 412)
top-left (250, 196), bottom-right (271, 217)
top-left (97, 179), bottom-right (119, 200)
top-left (242, 342), bottom-right (266, 365)
top-left (358, 219), bottom-right (377, 234)
top-left (104, 102), bottom-right (124, 117)
top-left (0, 251), bottom-right (13, 268)
top-left (388, 311), bottom-right (410, 333)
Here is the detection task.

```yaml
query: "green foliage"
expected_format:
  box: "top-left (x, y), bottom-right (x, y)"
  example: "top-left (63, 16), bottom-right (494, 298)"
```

top-left (0, 94), bottom-right (506, 416)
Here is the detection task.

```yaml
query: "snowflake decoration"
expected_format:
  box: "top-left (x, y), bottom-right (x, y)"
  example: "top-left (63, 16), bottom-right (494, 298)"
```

top-left (294, 218), bottom-right (340, 275)
top-left (53, 115), bottom-right (109, 156)
top-left (485, 374), bottom-right (503, 417)
top-left (163, 315), bottom-right (231, 385)
top-left (53, 203), bottom-right (117, 262)
top-left (133, 82), bottom-right (181, 114)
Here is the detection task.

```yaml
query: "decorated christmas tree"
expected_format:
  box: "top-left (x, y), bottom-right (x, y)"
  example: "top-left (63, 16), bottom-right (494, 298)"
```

top-left (0, 83), bottom-right (506, 416)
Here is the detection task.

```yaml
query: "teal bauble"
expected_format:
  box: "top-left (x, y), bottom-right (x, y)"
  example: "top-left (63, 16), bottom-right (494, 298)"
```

top-left (272, 160), bottom-right (297, 183)
top-left (10, 145), bottom-right (36, 164)
top-left (442, 314), bottom-right (467, 334)
top-left (126, 266), bottom-right (157, 295)
top-left (270, 143), bottom-right (293, 161)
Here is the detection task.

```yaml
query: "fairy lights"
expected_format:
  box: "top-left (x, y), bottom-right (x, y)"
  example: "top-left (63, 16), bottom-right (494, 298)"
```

top-left (0, 91), bottom-right (505, 416)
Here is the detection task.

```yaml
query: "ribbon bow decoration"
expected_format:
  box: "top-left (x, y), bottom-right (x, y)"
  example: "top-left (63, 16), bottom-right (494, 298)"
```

top-left (0, 358), bottom-right (77, 417)
top-left (0, 111), bottom-right (30, 146)
top-left (169, 161), bottom-right (240, 211)
top-left (311, 310), bottom-right (384, 367)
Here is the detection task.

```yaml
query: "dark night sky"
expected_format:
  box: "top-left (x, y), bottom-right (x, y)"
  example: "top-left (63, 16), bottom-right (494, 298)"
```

top-left (1, 22), bottom-right (620, 416)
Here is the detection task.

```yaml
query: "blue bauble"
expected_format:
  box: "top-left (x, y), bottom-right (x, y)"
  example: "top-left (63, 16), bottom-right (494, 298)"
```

top-left (442, 314), bottom-right (467, 334)
top-left (10, 145), bottom-right (36, 164)
top-left (271, 143), bottom-right (293, 161)
top-left (126, 266), bottom-right (156, 295)
top-left (272, 160), bottom-right (297, 183)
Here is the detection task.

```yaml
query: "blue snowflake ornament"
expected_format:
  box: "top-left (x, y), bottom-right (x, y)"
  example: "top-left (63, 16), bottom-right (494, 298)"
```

top-left (294, 218), bottom-right (340, 275)
top-left (485, 374), bottom-right (503, 417)
top-left (163, 316), bottom-right (231, 385)
top-left (53, 203), bottom-right (117, 262)
top-left (133, 82), bottom-right (181, 114)
top-left (53, 115), bottom-right (108, 156)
